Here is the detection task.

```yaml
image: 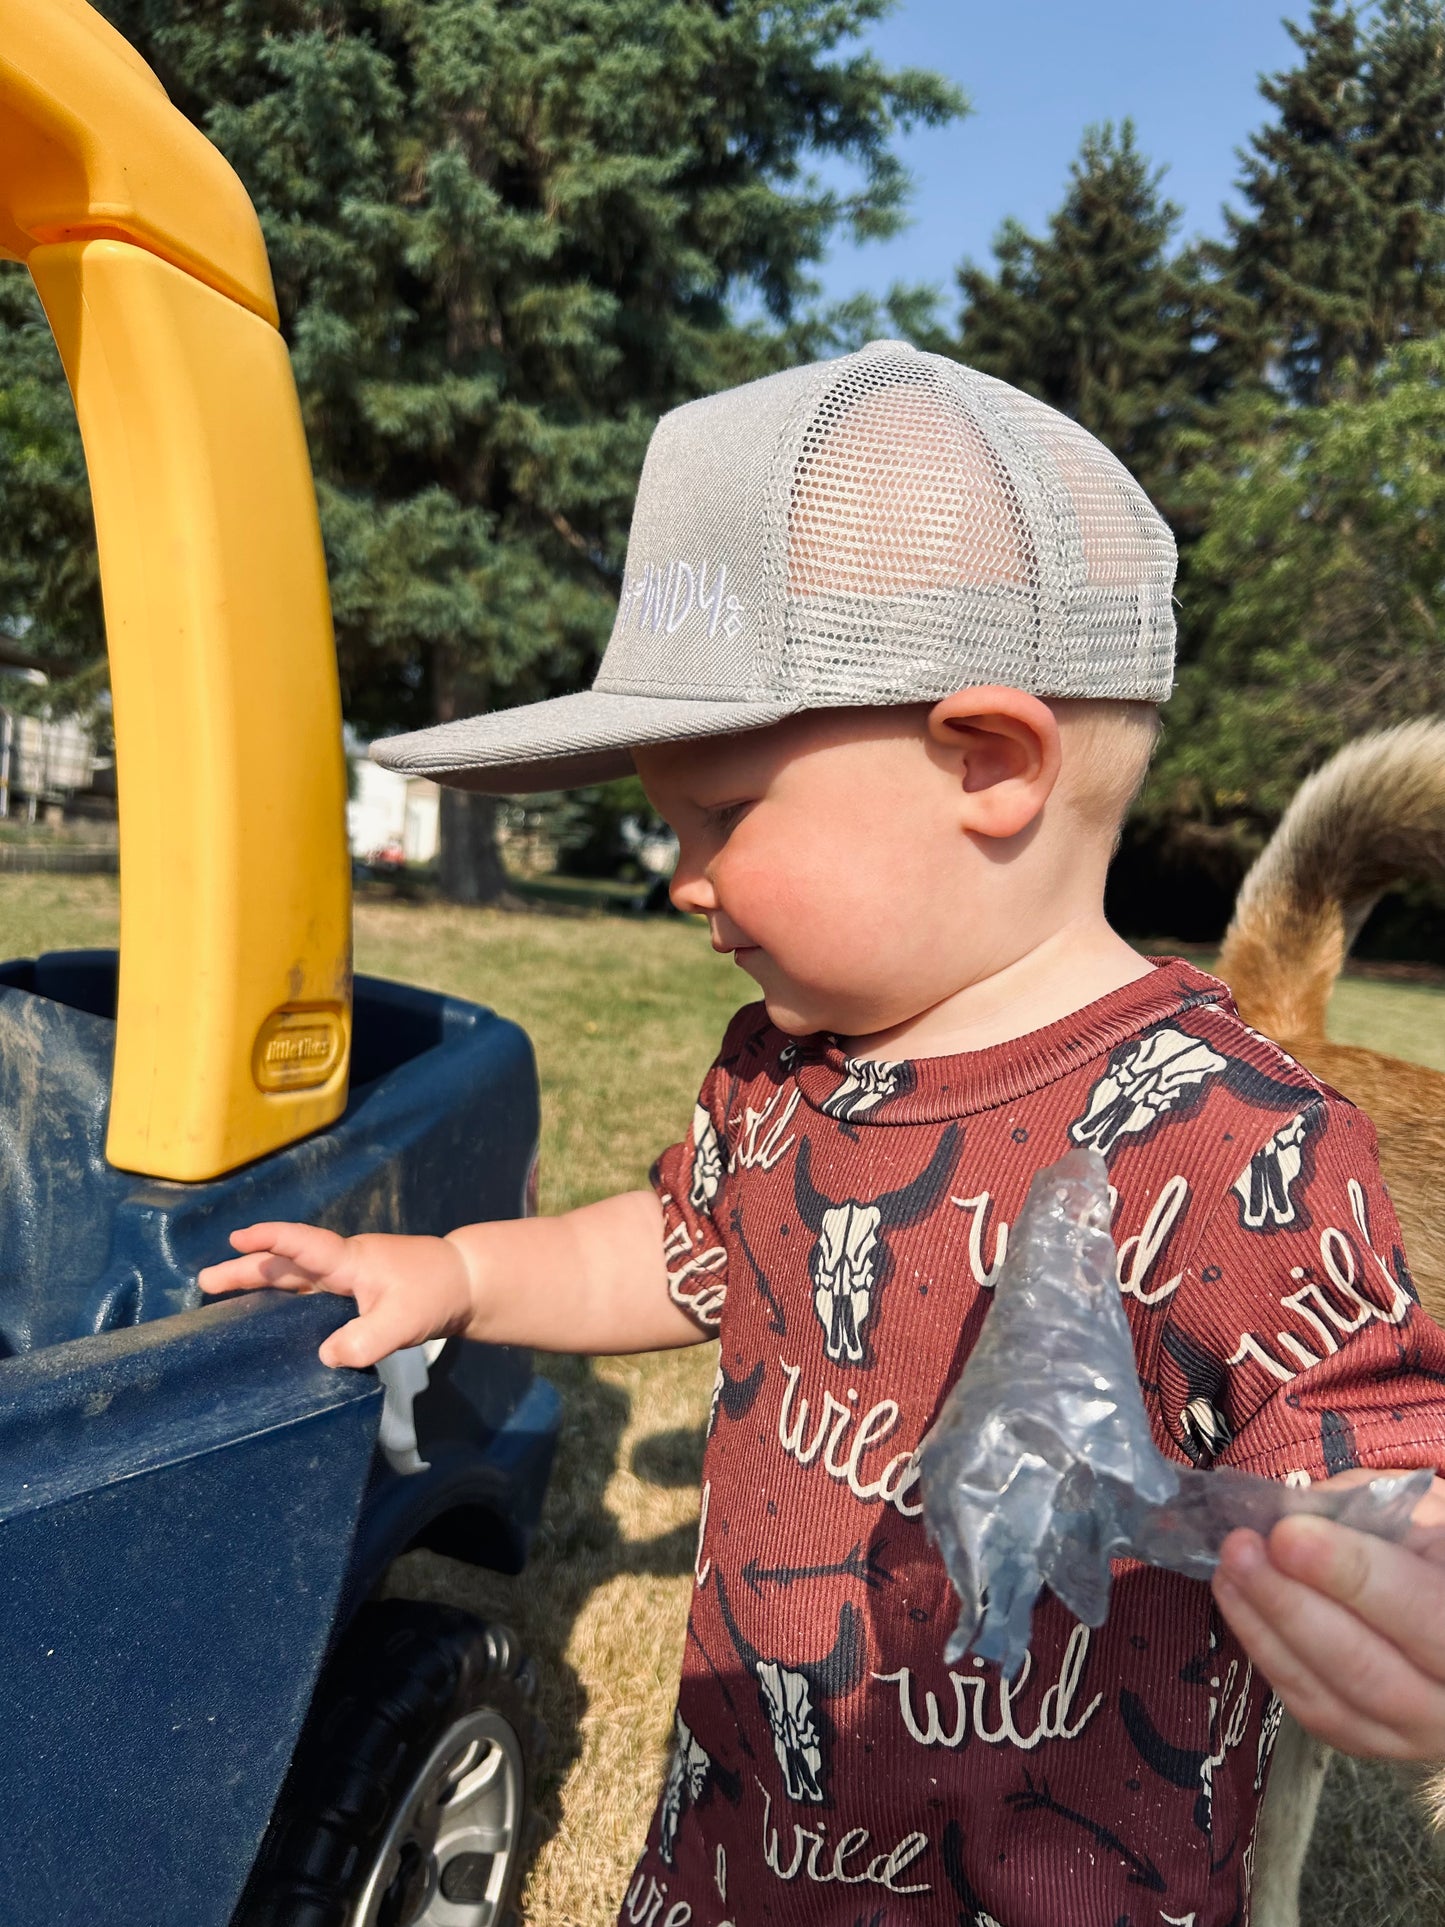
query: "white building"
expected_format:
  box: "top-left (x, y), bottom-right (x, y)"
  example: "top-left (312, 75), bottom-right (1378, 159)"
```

top-left (347, 756), bottom-right (440, 865)
top-left (0, 663), bottom-right (104, 820)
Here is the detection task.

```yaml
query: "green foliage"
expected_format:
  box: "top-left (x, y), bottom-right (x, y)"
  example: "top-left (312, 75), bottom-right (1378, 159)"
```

top-left (1152, 337), bottom-right (1445, 821)
top-left (10, 0), bottom-right (960, 746)
top-left (953, 122), bottom-right (1201, 501)
top-left (1210, 0), bottom-right (1445, 403)
top-left (927, 9), bottom-right (1445, 924)
top-left (5, 0), bottom-right (1445, 911)
top-left (0, 272), bottom-right (100, 695)
top-left (537, 773), bottom-right (663, 878)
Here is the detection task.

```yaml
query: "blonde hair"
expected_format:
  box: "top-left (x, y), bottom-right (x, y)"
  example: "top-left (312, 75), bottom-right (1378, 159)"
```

top-left (1052, 699), bottom-right (1161, 840)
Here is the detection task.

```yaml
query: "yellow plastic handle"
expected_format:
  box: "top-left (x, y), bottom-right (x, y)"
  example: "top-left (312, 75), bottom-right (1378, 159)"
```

top-left (0, 0), bottom-right (352, 1180)
top-left (0, 0), bottom-right (277, 321)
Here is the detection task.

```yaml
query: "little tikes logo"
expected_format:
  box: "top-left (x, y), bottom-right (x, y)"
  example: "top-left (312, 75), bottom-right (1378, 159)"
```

top-left (618, 558), bottom-right (744, 640)
top-left (251, 1005), bottom-right (346, 1093)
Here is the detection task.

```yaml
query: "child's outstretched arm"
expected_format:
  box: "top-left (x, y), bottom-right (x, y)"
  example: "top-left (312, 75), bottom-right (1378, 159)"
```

top-left (1213, 1485), bottom-right (1445, 1764)
top-left (197, 1189), bottom-right (701, 1369)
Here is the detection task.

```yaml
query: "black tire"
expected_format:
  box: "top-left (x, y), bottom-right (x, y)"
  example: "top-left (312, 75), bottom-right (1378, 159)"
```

top-left (233, 1600), bottom-right (544, 1927)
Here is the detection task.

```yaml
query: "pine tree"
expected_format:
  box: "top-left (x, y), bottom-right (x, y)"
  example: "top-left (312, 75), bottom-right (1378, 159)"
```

top-left (0, 275), bottom-right (102, 698)
top-left (1149, 337), bottom-right (1445, 826)
top-left (1208, 2), bottom-right (1365, 401)
top-left (1355, 0), bottom-right (1445, 360)
top-left (952, 122), bottom-right (1198, 499)
top-left (1, 0), bottom-right (962, 895)
top-left (1215, 0), bottom-right (1445, 401)
top-left (1163, 0), bottom-right (1445, 833)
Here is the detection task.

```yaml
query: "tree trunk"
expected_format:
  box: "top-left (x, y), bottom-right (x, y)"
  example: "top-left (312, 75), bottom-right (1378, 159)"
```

top-left (437, 787), bottom-right (509, 905)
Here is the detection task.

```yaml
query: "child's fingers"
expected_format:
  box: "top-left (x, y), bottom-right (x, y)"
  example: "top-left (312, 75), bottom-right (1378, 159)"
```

top-left (227, 1222), bottom-right (309, 1252)
top-left (228, 1222), bottom-right (350, 1275)
top-left (1213, 1529), bottom-right (1445, 1756)
top-left (1306, 1469), bottom-right (1445, 1546)
top-left (1402, 1474), bottom-right (1445, 1540)
top-left (1266, 1512), bottom-right (1445, 1679)
top-left (197, 1253), bottom-right (317, 1294)
top-left (317, 1300), bottom-right (429, 1372)
top-left (1213, 1562), bottom-right (1414, 1755)
top-left (199, 1224), bottom-right (355, 1298)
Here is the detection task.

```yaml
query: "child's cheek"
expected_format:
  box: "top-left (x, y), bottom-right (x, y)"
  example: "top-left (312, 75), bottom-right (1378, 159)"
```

top-left (722, 848), bottom-right (812, 944)
top-left (733, 848), bottom-right (879, 984)
top-left (727, 823), bottom-right (847, 934)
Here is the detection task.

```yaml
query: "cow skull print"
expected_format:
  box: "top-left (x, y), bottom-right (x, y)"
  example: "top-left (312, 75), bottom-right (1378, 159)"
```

top-left (793, 1124), bottom-right (961, 1367)
top-left (689, 1102), bottom-right (725, 1212)
top-left (1232, 1107), bottom-right (1316, 1231)
top-left (658, 1711), bottom-right (711, 1864)
top-left (820, 1056), bottom-right (911, 1123)
top-left (755, 1660), bottom-right (826, 1802)
top-left (1162, 1326), bottom-right (1233, 1464)
top-left (1069, 1027), bottom-right (1228, 1160)
top-left (714, 1571), bottom-right (865, 1809)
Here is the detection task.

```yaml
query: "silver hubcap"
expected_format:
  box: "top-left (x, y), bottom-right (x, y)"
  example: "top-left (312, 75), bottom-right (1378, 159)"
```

top-left (351, 1707), bottom-right (525, 1927)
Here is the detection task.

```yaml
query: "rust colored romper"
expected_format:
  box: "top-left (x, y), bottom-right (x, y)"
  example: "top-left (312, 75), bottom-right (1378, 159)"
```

top-left (618, 962), bottom-right (1445, 1927)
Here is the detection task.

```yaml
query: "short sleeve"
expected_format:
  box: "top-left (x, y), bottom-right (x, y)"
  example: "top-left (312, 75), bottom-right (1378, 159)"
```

top-left (649, 1031), bottom-right (742, 1335)
top-left (1156, 1093), bottom-right (1445, 1481)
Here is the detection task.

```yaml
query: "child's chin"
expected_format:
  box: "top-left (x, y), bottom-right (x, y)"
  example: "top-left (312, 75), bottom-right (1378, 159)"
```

top-left (760, 990), bottom-right (840, 1041)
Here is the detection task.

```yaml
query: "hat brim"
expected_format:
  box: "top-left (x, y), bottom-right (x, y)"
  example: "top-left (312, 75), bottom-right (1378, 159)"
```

top-left (368, 688), bottom-right (802, 794)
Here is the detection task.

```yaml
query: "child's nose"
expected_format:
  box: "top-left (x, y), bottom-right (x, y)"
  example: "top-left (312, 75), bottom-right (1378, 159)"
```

top-left (669, 858), bottom-right (717, 916)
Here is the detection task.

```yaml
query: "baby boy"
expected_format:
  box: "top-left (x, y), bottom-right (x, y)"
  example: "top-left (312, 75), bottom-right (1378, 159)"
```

top-left (201, 342), bottom-right (1445, 1925)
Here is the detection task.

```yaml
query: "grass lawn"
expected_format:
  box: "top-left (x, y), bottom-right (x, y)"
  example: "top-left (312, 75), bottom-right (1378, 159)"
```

top-left (3, 874), bottom-right (1443, 1923)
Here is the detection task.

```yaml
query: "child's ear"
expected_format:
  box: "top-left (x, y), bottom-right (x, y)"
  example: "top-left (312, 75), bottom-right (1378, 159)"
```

top-left (926, 687), bottom-right (1062, 839)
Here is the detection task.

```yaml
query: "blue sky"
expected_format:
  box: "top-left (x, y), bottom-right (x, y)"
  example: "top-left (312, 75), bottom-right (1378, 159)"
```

top-left (812, 1), bottom-right (1307, 311)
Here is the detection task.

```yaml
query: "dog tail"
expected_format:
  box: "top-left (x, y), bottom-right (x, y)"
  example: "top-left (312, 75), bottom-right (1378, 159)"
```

top-left (1217, 719), bottom-right (1445, 1045)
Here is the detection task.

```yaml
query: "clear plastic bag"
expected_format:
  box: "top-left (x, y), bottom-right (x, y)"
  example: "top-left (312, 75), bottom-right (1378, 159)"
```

top-left (919, 1148), bottom-right (1429, 1677)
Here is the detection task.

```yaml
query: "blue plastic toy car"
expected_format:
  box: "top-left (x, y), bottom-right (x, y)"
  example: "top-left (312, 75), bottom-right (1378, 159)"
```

top-left (0, 952), bottom-right (561, 1927)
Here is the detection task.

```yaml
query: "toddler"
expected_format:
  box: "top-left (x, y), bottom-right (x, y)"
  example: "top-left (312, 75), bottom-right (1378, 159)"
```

top-left (201, 342), bottom-right (1445, 1925)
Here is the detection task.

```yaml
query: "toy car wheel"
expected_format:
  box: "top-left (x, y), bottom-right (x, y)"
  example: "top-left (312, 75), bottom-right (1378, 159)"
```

top-left (233, 1600), bottom-right (544, 1927)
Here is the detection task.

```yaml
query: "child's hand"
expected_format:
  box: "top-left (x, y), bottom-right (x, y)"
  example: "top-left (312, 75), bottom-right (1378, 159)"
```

top-left (197, 1224), bottom-right (475, 1370)
top-left (1211, 1473), bottom-right (1445, 1761)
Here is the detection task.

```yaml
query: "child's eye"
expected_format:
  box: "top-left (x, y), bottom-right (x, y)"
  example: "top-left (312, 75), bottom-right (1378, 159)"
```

top-left (703, 801), bottom-right (751, 833)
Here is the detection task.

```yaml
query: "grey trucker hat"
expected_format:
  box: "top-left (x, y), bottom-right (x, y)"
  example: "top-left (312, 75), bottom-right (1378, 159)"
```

top-left (371, 339), bottom-right (1177, 794)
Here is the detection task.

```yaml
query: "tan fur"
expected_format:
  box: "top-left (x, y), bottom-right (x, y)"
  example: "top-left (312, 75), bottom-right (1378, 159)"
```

top-left (1216, 720), bottom-right (1445, 1325)
top-left (1251, 1713), bottom-right (1331, 1927)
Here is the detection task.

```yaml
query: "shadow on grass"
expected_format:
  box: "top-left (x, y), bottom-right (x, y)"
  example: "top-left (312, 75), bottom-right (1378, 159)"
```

top-left (382, 1354), bottom-right (703, 1885)
top-left (630, 1425), bottom-right (707, 1490)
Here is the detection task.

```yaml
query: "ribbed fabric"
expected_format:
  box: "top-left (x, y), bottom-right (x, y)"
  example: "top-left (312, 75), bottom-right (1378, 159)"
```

top-left (621, 961), bottom-right (1445, 1927)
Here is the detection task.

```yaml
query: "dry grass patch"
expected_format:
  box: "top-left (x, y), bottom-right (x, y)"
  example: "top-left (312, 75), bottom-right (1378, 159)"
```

top-left (386, 1343), bottom-right (715, 1924)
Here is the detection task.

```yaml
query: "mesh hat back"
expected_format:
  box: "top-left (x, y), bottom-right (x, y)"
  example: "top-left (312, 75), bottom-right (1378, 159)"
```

top-left (598, 339), bottom-right (1174, 706)
top-left (371, 340), bottom-right (1176, 793)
